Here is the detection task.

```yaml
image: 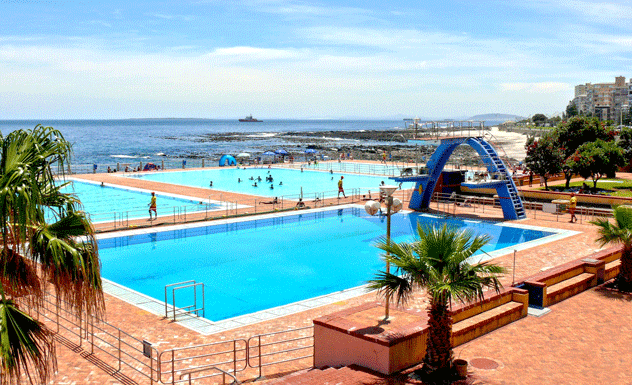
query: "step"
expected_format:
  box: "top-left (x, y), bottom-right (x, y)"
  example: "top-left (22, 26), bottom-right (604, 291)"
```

top-left (452, 301), bottom-right (524, 339)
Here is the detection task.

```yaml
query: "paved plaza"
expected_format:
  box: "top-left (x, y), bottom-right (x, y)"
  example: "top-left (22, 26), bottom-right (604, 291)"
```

top-left (40, 165), bottom-right (632, 384)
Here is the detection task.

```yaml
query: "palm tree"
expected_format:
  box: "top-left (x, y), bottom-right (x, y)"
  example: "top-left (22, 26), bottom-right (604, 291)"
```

top-left (368, 223), bottom-right (505, 376)
top-left (591, 206), bottom-right (632, 291)
top-left (0, 125), bottom-right (104, 384)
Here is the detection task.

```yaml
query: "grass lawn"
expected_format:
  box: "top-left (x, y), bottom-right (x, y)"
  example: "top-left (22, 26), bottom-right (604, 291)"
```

top-left (541, 178), bottom-right (632, 197)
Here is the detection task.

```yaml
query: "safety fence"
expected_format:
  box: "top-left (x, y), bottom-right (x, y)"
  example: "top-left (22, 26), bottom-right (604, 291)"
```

top-left (20, 290), bottom-right (315, 384)
top-left (431, 191), bottom-right (613, 224)
top-left (289, 161), bottom-right (421, 177)
top-left (92, 187), bottom-right (414, 233)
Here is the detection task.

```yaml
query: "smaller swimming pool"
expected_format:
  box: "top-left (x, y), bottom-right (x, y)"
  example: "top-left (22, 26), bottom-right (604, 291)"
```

top-left (60, 179), bottom-right (223, 223)
top-left (124, 168), bottom-right (412, 198)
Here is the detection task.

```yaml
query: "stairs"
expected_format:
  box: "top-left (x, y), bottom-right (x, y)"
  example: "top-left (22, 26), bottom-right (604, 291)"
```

top-left (470, 138), bottom-right (526, 219)
top-left (261, 365), bottom-right (384, 385)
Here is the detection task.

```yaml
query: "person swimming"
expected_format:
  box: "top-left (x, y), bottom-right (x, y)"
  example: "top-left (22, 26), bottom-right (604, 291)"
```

top-left (238, 178), bottom-right (241, 182)
top-left (249, 176), bottom-right (254, 180)
top-left (253, 182), bottom-right (258, 187)
top-left (270, 184), bottom-right (274, 189)
top-left (279, 181), bottom-right (283, 185)
top-left (209, 181), bottom-right (213, 187)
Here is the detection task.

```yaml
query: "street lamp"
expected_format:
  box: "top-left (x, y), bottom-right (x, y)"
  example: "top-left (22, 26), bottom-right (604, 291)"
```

top-left (365, 185), bottom-right (403, 320)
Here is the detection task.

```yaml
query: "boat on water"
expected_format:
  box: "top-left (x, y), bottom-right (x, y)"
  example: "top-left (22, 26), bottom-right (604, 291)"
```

top-left (239, 115), bottom-right (262, 122)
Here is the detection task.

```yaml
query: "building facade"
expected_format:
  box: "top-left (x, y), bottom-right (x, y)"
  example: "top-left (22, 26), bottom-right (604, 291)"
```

top-left (570, 76), bottom-right (631, 122)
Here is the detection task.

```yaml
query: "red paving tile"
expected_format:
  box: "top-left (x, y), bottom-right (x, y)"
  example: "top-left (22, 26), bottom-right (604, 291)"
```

top-left (37, 166), bottom-right (632, 384)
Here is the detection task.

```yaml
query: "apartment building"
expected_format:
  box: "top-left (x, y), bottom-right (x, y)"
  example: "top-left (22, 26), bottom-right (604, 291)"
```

top-left (571, 76), bottom-right (631, 121)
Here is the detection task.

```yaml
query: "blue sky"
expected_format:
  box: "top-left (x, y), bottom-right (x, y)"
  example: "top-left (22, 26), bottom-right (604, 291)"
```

top-left (1, 0), bottom-right (631, 119)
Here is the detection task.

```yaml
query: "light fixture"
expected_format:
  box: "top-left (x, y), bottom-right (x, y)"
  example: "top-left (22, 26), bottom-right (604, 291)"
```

top-left (364, 185), bottom-right (402, 320)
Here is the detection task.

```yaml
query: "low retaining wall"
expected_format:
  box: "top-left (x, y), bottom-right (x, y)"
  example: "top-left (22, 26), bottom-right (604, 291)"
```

top-left (313, 287), bottom-right (528, 375)
top-left (519, 246), bottom-right (622, 308)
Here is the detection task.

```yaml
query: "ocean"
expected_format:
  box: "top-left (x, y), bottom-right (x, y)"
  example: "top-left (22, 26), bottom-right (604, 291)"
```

top-left (0, 118), bottom-right (506, 168)
top-left (0, 119), bottom-right (404, 166)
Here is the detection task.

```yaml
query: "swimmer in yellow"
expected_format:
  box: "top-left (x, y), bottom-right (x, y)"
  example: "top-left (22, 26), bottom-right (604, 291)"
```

top-left (148, 192), bottom-right (157, 220)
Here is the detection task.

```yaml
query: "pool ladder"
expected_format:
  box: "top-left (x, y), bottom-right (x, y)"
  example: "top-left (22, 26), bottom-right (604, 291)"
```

top-left (164, 280), bottom-right (205, 321)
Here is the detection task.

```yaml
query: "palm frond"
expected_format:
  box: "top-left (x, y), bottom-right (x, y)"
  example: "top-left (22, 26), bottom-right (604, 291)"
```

top-left (0, 299), bottom-right (56, 385)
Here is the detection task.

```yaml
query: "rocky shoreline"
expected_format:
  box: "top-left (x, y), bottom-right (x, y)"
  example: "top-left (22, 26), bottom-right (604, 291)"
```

top-left (192, 128), bottom-right (528, 164)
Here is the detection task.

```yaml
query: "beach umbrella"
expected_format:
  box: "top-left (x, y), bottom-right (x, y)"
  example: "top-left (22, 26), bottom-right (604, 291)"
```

top-left (275, 149), bottom-right (289, 155)
top-left (262, 151), bottom-right (276, 156)
top-left (236, 152), bottom-right (251, 158)
top-left (304, 149), bottom-right (318, 154)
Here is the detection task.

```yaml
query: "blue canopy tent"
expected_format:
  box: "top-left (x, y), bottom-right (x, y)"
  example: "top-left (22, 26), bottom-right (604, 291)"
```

top-left (304, 148), bottom-right (318, 161)
top-left (219, 154), bottom-right (237, 166)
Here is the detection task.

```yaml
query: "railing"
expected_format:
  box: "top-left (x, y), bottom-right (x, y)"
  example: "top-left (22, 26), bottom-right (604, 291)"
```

top-left (159, 339), bottom-right (248, 384)
top-left (430, 191), bottom-right (613, 224)
top-left (164, 281), bottom-right (205, 321)
top-left (90, 186), bottom-right (415, 233)
top-left (180, 366), bottom-right (240, 385)
top-left (286, 161), bottom-right (415, 176)
top-left (247, 326), bottom-right (314, 379)
top-left (20, 288), bottom-right (317, 385)
top-left (18, 291), bottom-right (159, 384)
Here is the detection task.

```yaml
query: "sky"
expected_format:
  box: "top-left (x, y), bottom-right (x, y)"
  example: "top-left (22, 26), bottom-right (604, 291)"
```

top-left (1, 0), bottom-right (631, 120)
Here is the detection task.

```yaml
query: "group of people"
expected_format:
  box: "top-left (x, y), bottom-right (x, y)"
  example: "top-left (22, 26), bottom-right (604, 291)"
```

top-left (106, 165), bottom-right (147, 173)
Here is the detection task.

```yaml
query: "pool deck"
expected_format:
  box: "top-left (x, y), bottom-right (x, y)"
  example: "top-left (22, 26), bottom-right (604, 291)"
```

top-left (45, 165), bottom-right (632, 385)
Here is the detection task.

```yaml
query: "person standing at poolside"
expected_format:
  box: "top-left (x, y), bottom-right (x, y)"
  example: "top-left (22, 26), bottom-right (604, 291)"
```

top-left (148, 192), bottom-right (157, 220)
top-left (338, 176), bottom-right (346, 198)
top-left (569, 192), bottom-right (577, 223)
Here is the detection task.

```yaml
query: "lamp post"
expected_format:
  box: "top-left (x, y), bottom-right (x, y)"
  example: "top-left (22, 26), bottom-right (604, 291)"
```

top-left (365, 185), bottom-right (402, 320)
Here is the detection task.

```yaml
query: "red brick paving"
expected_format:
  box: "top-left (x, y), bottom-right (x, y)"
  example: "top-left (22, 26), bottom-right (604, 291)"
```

top-left (40, 166), bottom-right (632, 385)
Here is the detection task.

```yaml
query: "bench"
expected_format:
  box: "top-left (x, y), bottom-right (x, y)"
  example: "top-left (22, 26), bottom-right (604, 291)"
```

top-left (546, 273), bottom-right (595, 305)
top-left (605, 259), bottom-right (621, 281)
top-left (450, 288), bottom-right (528, 347)
top-left (452, 301), bottom-right (525, 347)
top-left (520, 256), bottom-right (611, 308)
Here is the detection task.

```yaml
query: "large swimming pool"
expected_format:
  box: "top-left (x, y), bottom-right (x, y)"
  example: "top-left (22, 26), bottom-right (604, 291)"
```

top-left (97, 207), bottom-right (560, 323)
top-left (123, 168), bottom-right (412, 198)
top-left (61, 180), bottom-right (222, 222)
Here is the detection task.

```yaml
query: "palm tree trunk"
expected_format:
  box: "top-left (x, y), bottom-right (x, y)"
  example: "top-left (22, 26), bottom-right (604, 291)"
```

top-left (619, 244), bottom-right (632, 290)
top-left (424, 297), bottom-right (453, 372)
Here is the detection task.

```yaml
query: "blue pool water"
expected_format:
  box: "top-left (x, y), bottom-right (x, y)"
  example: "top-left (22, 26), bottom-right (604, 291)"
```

top-left (124, 168), bottom-right (411, 198)
top-left (98, 207), bottom-right (554, 321)
top-left (61, 180), bottom-right (220, 222)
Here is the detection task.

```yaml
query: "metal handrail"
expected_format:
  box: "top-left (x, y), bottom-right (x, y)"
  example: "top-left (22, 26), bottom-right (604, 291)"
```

top-left (158, 339), bottom-right (248, 384)
top-left (179, 366), bottom-right (240, 385)
top-left (247, 326), bottom-right (314, 379)
top-left (18, 291), bottom-right (159, 384)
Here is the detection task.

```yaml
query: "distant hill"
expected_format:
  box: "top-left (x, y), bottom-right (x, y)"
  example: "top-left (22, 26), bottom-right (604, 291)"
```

top-left (468, 113), bottom-right (526, 122)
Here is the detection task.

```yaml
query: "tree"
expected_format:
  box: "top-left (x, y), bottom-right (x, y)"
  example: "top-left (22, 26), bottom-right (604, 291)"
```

top-left (565, 140), bottom-right (625, 188)
top-left (591, 206), bottom-right (632, 291)
top-left (524, 134), bottom-right (563, 190)
top-left (556, 116), bottom-right (615, 188)
top-left (532, 114), bottom-right (547, 127)
top-left (0, 125), bottom-right (104, 384)
top-left (617, 126), bottom-right (632, 163)
top-left (566, 102), bottom-right (578, 118)
top-left (368, 224), bottom-right (505, 377)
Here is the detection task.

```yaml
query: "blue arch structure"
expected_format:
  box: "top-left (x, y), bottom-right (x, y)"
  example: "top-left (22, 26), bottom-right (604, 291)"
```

top-left (219, 155), bottom-right (237, 166)
top-left (392, 137), bottom-right (526, 220)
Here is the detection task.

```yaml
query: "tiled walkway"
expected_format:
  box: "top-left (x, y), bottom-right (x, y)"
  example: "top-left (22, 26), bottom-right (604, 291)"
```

top-left (40, 166), bottom-right (631, 384)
